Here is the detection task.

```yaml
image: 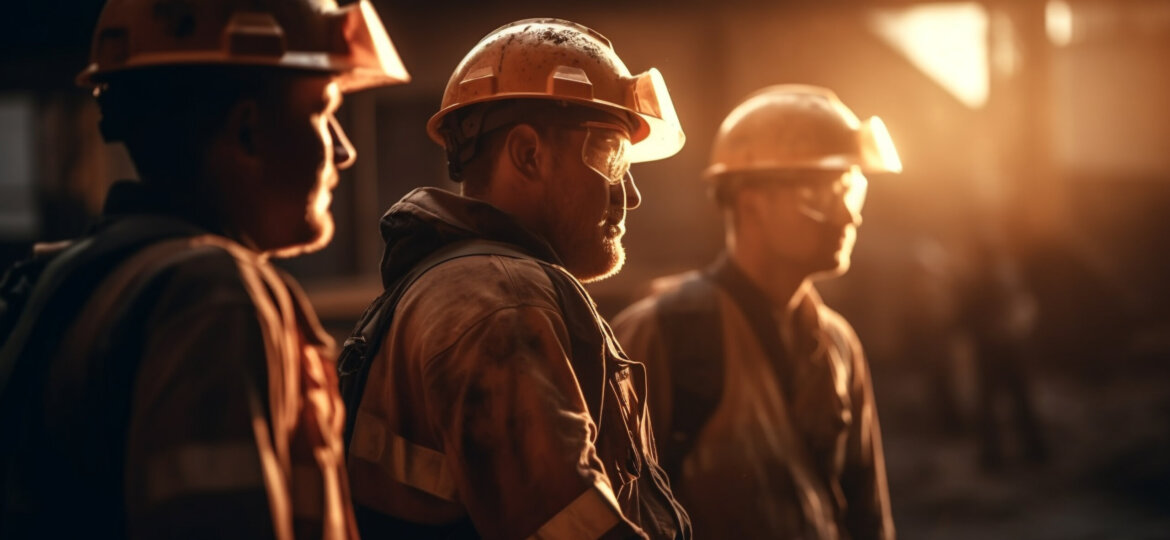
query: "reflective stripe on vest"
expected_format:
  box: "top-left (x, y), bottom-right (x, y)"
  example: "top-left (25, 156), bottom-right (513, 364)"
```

top-left (349, 409), bottom-right (458, 502)
top-left (349, 402), bottom-right (626, 538)
top-left (528, 480), bottom-right (624, 540)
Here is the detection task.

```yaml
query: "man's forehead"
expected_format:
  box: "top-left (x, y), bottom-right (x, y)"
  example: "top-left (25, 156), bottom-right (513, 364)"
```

top-left (280, 75), bottom-right (341, 109)
top-left (533, 105), bottom-right (634, 136)
top-left (584, 120), bottom-right (632, 139)
top-left (586, 111), bottom-right (635, 136)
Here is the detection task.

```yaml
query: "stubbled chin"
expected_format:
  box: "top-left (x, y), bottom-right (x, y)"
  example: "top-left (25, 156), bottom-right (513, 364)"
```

top-left (576, 238), bottom-right (626, 284)
top-left (603, 222), bottom-right (624, 239)
top-left (269, 212), bottom-right (333, 259)
top-left (811, 251), bottom-right (851, 279)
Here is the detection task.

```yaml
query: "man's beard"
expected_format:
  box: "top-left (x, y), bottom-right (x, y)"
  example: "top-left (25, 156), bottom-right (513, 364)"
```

top-left (269, 210), bottom-right (333, 259)
top-left (566, 234), bottom-right (625, 284)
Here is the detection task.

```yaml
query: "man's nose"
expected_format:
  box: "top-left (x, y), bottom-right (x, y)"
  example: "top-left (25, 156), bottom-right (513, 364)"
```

top-left (329, 114), bottom-right (357, 170)
top-left (622, 171), bottom-right (641, 210)
top-left (828, 193), bottom-right (863, 227)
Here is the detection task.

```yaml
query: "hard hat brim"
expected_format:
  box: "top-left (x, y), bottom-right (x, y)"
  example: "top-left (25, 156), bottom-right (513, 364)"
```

top-left (704, 116), bottom-right (902, 178)
top-left (76, 1), bottom-right (410, 93)
top-left (426, 68), bottom-right (685, 164)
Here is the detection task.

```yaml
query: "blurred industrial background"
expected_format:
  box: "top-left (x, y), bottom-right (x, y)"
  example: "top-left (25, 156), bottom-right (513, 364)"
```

top-left (3, 0), bottom-right (1169, 537)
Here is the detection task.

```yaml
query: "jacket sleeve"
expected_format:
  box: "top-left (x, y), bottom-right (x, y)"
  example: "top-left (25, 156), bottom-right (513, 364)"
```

top-left (421, 304), bottom-right (646, 540)
top-left (839, 329), bottom-right (896, 540)
top-left (123, 263), bottom-right (280, 539)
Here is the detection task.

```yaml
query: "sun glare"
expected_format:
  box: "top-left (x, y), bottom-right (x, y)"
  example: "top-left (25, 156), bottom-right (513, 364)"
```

top-left (869, 3), bottom-right (990, 109)
top-left (1045, 0), bottom-right (1074, 47)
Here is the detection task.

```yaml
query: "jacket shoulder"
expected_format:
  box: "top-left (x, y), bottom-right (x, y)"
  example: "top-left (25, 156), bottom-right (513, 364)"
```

top-left (613, 271), bottom-right (705, 328)
top-left (405, 253), bottom-right (559, 308)
top-left (112, 238), bottom-right (285, 336)
top-left (394, 254), bottom-right (563, 358)
top-left (612, 270), bottom-right (717, 368)
top-left (146, 241), bottom-right (260, 300)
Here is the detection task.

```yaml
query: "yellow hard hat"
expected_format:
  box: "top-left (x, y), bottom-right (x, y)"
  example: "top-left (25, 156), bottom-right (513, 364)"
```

top-left (427, 18), bottom-right (685, 164)
top-left (706, 84), bottom-right (901, 179)
top-left (77, 0), bottom-right (410, 93)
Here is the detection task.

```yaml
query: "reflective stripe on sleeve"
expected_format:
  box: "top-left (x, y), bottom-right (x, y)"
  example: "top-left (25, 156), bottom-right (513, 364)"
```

top-left (146, 442), bottom-right (266, 504)
top-left (527, 480), bottom-right (624, 540)
top-left (349, 410), bottom-right (458, 502)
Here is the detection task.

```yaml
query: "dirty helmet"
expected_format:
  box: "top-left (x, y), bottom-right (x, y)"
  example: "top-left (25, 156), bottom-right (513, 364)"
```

top-left (428, 18), bottom-right (685, 179)
top-left (78, 0), bottom-right (410, 93)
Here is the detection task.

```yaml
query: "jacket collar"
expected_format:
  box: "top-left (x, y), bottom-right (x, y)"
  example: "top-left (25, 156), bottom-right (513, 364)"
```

top-left (378, 187), bottom-right (562, 288)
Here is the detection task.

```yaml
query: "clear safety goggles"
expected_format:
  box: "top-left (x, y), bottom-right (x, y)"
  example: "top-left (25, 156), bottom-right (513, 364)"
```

top-left (579, 121), bottom-right (633, 185)
top-left (773, 168), bottom-right (869, 223)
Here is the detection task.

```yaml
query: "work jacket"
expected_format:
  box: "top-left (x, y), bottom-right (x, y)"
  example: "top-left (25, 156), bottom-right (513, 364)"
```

top-left (612, 256), bottom-right (894, 540)
top-left (0, 181), bottom-right (357, 539)
top-left (346, 187), bottom-right (690, 540)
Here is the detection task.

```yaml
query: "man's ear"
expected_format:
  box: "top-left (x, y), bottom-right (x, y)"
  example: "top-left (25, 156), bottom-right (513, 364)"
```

top-left (223, 99), bottom-right (260, 157)
top-left (503, 123), bottom-right (543, 183)
top-left (736, 186), bottom-right (768, 226)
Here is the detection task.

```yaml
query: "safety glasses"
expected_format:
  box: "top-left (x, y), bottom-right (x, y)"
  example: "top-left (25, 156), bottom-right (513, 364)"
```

top-left (579, 121), bottom-right (633, 185)
top-left (748, 168), bottom-right (868, 223)
top-left (790, 169), bottom-right (868, 223)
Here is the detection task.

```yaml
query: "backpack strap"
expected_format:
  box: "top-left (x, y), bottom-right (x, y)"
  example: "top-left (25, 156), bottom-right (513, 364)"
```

top-left (654, 272), bottom-right (723, 482)
top-left (338, 239), bottom-right (534, 449)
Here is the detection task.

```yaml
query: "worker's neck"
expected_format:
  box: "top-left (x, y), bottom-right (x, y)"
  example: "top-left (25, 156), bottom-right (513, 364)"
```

top-left (472, 176), bottom-right (550, 244)
top-left (728, 240), bottom-right (810, 319)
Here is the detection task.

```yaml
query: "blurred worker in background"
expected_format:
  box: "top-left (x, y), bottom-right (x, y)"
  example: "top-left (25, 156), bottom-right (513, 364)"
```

top-left (613, 85), bottom-right (899, 539)
top-left (0, 0), bottom-right (409, 537)
top-left (903, 235), bottom-right (965, 435)
top-left (961, 226), bottom-right (1049, 470)
top-left (336, 19), bottom-right (691, 539)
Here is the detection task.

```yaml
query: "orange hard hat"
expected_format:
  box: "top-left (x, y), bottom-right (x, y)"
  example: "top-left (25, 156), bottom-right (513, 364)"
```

top-left (77, 0), bottom-right (410, 93)
top-left (427, 18), bottom-right (685, 164)
top-left (706, 85), bottom-right (901, 179)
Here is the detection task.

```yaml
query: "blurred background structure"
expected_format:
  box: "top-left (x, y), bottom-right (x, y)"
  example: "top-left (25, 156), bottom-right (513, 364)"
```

top-left (3, 0), bottom-right (1169, 537)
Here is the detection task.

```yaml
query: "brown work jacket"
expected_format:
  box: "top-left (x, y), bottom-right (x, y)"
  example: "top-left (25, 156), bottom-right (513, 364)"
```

top-left (1, 181), bottom-right (357, 539)
top-left (346, 188), bottom-right (690, 539)
top-left (612, 260), bottom-right (894, 540)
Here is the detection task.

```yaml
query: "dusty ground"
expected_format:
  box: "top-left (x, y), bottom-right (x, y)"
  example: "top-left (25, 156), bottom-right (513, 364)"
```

top-left (877, 360), bottom-right (1170, 540)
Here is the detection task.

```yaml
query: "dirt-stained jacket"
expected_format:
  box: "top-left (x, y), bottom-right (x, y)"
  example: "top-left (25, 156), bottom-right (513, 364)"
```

top-left (346, 187), bottom-right (690, 540)
top-left (612, 257), bottom-right (894, 540)
top-left (0, 181), bottom-right (357, 539)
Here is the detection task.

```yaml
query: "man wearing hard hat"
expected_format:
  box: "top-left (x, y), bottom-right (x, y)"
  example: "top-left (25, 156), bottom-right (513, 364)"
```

top-left (0, 1), bottom-right (408, 537)
top-left (613, 85), bottom-right (900, 539)
top-left (336, 19), bottom-right (691, 539)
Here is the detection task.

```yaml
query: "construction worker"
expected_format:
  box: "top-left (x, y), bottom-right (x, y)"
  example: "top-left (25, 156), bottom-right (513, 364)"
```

top-left (0, 0), bottom-right (408, 538)
top-left (612, 85), bottom-right (900, 539)
top-left (336, 19), bottom-right (690, 539)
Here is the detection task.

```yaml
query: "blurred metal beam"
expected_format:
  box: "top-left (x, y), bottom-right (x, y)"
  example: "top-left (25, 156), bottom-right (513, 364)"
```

top-left (347, 92), bottom-right (382, 274)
